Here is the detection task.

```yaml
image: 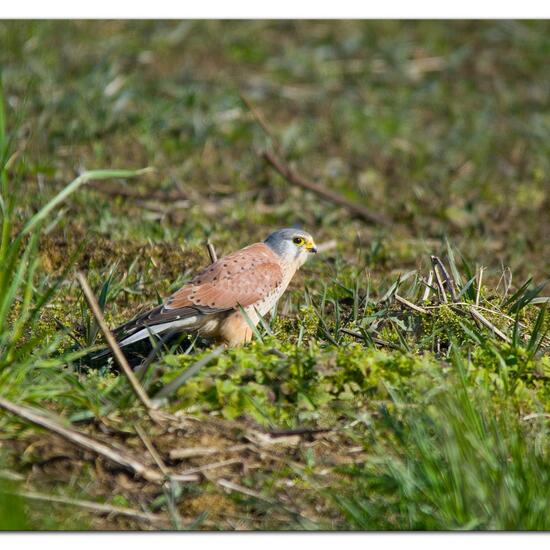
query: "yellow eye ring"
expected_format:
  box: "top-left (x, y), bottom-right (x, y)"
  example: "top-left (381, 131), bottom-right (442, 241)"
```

top-left (293, 236), bottom-right (304, 245)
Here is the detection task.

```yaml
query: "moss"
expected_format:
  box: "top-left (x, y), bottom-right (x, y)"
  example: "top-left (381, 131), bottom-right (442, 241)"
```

top-left (272, 305), bottom-right (320, 345)
top-left (159, 341), bottom-right (441, 426)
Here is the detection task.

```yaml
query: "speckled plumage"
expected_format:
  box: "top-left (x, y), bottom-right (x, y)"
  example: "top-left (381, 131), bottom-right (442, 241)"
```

top-left (111, 228), bottom-right (317, 348)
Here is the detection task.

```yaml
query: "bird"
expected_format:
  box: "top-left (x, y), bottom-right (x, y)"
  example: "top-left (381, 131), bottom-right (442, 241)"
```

top-left (92, 228), bottom-right (317, 361)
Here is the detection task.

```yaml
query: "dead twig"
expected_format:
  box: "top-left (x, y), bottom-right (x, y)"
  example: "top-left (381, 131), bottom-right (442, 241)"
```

top-left (466, 307), bottom-right (511, 344)
top-left (206, 241), bottom-right (218, 264)
top-left (496, 266), bottom-right (513, 300)
top-left (431, 260), bottom-right (447, 303)
top-left (266, 427), bottom-right (333, 437)
top-left (169, 444), bottom-right (249, 460)
top-left (240, 93), bottom-right (278, 145)
top-left (135, 424), bottom-right (170, 478)
top-left (7, 490), bottom-right (165, 526)
top-left (431, 256), bottom-right (457, 302)
top-left (215, 478), bottom-right (277, 505)
top-left (521, 413), bottom-right (550, 422)
top-left (76, 271), bottom-right (156, 412)
top-left (174, 458), bottom-right (242, 478)
top-left (394, 294), bottom-right (428, 314)
top-left (0, 396), bottom-right (164, 482)
top-left (262, 150), bottom-right (391, 226)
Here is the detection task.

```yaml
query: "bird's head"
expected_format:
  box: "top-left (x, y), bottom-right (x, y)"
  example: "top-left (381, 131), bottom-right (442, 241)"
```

top-left (264, 228), bottom-right (317, 267)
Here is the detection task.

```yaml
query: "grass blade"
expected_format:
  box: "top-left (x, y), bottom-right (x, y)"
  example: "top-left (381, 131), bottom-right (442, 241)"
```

top-left (21, 168), bottom-right (153, 236)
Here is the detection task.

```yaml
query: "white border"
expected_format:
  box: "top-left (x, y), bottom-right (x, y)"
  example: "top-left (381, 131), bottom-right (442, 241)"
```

top-left (1, 0), bottom-right (550, 18)
top-left (1, 2), bottom-right (550, 546)
top-left (1, 533), bottom-right (550, 549)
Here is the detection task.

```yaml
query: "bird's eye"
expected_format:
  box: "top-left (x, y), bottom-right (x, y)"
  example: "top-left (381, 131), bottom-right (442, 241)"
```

top-left (293, 236), bottom-right (304, 245)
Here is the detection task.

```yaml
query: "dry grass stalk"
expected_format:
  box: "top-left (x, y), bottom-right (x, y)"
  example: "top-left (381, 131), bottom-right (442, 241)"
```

top-left (476, 266), bottom-right (484, 307)
top-left (11, 490), bottom-right (166, 526)
top-left (262, 149), bottom-right (391, 226)
top-left (431, 255), bottom-right (458, 302)
top-left (467, 307), bottom-right (511, 344)
top-left (240, 93), bottom-right (278, 145)
top-left (174, 457), bottom-right (242, 478)
top-left (432, 262), bottom-right (448, 302)
top-left (169, 444), bottom-right (248, 460)
top-left (395, 294), bottom-right (428, 314)
top-left (422, 270), bottom-right (434, 302)
top-left (76, 271), bottom-right (156, 412)
top-left (206, 241), bottom-right (218, 264)
top-left (135, 424), bottom-right (170, 478)
top-left (215, 478), bottom-right (277, 505)
top-left (0, 469), bottom-right (24, 481)
top-left (0, 396), bottom-right (164, 483)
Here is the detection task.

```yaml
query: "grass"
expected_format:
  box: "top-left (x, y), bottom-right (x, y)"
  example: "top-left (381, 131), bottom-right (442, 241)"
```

top-left (0, 20), bottom-right (549, 530)
top-left (337, 348), bottom-right (550, 530)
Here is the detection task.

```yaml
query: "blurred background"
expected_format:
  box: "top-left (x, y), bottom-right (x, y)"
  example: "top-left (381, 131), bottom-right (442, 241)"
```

top-left (1, 20), bottom-right (549, 281)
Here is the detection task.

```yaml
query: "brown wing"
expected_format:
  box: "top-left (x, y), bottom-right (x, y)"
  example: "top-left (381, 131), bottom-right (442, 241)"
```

top-left (166, 242), bottom-right (283, 311)
top-left (111, 242), bottom-right (283, 342)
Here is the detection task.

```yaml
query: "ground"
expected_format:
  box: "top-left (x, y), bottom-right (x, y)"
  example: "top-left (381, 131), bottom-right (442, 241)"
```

top-left (0, 21), bottom-right (549, 530)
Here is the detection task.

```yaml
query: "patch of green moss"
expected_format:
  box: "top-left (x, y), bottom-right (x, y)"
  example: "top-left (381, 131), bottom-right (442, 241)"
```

top-left (160, 341), bottom-right (440, 427)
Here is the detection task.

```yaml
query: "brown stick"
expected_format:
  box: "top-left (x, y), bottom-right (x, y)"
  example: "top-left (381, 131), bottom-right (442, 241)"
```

top-left (266, 426), bottom-right (333, 437)
top-left (9, 490), bottom-right (166, 526)
top-left (76, 271), bottom-right (156, 412)
top-left (431, 256), bottom-right (458, 302)
top-left (0, 396), bottom-right (163, 482)
top-left (206, 241), bottom-right (218, 264)
top-left (262, 150), bottom-right (391, 226)
top-left (240, 93), bottom-right (278, 144)
top-left (431, 260), bottom-right (448, 303)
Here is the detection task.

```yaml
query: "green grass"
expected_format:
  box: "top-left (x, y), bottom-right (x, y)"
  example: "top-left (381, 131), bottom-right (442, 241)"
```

top-left (336, 348), bottom-right (550, 530)
top-left (0, 20), bottom-right (549, 530)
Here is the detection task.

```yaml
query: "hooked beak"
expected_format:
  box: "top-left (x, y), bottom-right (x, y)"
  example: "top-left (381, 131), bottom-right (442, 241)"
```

top-left (306, 242), bottom-right (318, 254)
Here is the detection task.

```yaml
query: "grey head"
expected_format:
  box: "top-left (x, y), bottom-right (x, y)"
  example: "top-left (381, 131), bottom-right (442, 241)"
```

top-left (264, 228), bottom-right (317, 266)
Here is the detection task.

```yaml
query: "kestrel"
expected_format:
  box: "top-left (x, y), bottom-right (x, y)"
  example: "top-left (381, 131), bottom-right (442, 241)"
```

top-left (107, 228), bottom-right (317, 351)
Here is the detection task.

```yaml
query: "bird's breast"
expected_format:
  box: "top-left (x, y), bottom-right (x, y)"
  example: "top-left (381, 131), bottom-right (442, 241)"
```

top-left (253, 262), bottom-right (298, 316)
